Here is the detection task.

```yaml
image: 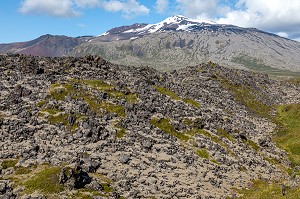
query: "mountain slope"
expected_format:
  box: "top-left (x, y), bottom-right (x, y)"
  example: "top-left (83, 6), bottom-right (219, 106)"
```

top-left (0, 34), bottom-right (93, 57)
top-left (1, 54), bottom-right (300, 198)
top-left (71, 15), bottom-right (300, 75)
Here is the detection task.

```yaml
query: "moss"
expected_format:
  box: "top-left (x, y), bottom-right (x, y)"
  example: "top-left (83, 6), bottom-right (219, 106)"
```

top-left (242, 139), bottom-right (260, 151)
top-left (237, 180), bottom-right (300, 199)
top-left (124, 93), bottom-right (139, 103)
top-left (37, 100), bottom-right (46, 107)
top-left (189, 128), bottom-right (236, 157)
top-left (70, 188), bottom-right (104, 199)
top-left (84, 79), bottom-right (138, 103)
top-left (24, 166), bottom-right (64, 194)
top-left (49, 83), bottom-right (76, 101)
top-left (48, 113), bottom-right (77, 130)
top-left (102, 183), bottom-right (114, 193)
top-left (218, 77), bottom-right (271, 118)
top-left (287, 78), bottom-right (300, 85)
top-left (153, 86), bottom-right (182, 100)
top-left (15, 166), bottom-right (33, 175)
top-left (116, 128), bottom-right (126, 139)
top-left (100, 101), bottom-right (126, 118)
top-left (1, 159), bottom-right (18, 169)
top-left (150, 118), bottom-right (189, 141)
top-left (195, 148), bottom-right (209, 159)
top-left (42, 108), bottom-right (62, 115)
top-left (183, 98), bottom-right (201, 108)
top-left (217, 128), bottom-right (236, 142)
top-left (84, 79), bottom-right (114, 91)
top-left (274, 104), bottom-right (300, 166)
top-left (84, 96), bottom-right (125, 118)
top-left (182, 118), bottom-right (194, 126)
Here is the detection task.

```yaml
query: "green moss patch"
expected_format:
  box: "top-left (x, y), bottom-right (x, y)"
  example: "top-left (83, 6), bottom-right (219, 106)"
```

top-left (218, 77), bottom-right (271, 118)
top-left (154, 86), bottom-right (200, 108)
top-left (49, 83), bottom-right (76, 101)
top-left (237, 180), bottom-right (300, 199)
top-left (188, 128), bottom-right (236, 157)
top-left (150, 117), bottom-right (189, 141)
top-left (1, 159), bottom-right (18, 169)
top-left (183, 98), bottom-right (201, 108)
top-left (195, 148), bottom-right (209, 159)
top-left (84, 79), bottom-right (114, 91)
top-left (217, 128), bottom-right (236, 142)
top-left (242, 139), bottom-right (260, 151)
top-left (15, 166), bottom-right (34, 175)
top-left (24, 166), bottom-right (64, 194)
top-left (274, 104), bottom-right (300, 166)
top-left (102, 183), bottom-right (114, 193)
top-left (154, 86), bottom-right (182, 100)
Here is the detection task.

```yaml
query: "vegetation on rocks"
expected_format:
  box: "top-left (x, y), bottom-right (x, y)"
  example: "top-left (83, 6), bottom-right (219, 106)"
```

top-left (150, 117), bottom-right (189, 141)
top-left (237, 179), bottom-right (300, 199)
top-left (154, 85), bottom-right (200, 108)
top-left (1, 159), bottom-right (18, 169)
top-left (24, 166), bottom-right (64, 194)
top-left (218, 76), bottom-right (272, 118)
top-left (274, 104), bottom-right (300, 166)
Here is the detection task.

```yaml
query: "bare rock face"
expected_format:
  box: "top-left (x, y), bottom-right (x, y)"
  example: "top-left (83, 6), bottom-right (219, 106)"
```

top-left (0, 54), bottom-right (299, 198)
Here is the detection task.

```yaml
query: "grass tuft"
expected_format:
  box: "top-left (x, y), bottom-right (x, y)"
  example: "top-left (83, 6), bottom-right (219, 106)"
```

top-left (237, 180), bottom-right (300, 199)
top-left (153, 86), bottom-right (182, 100)
top-left (195, 149), bottom-right (209, 159)
top-left (150, 117), bottom-right (189, 141)
top-left (183, 98), bottom-right (201, 108)
top-left (24, 166), bottom-right (64, 194)
top-left (274, 104), bottom-right (300, 166)
top-left (218, 77), bottom-right (271, 118)
top-left (1, 159), bottom-right (18, 169)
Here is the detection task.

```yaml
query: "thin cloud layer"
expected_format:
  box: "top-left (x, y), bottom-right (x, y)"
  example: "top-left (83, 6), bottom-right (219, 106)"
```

top-left (101, 0), bottom-right (149, 18)
top-left (19, 0), bottom-right (79, 17)
top-left (19, 0), bottom-right (149, 18)
top-left (155, 0), bottom-right (169, 14)
top-left (176, 0), bottom-right (218, 19)
top-left (174, 0), bottom-right (300, 40)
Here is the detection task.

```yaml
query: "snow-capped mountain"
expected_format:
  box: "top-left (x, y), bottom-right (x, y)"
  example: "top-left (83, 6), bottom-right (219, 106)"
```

top-left (72, 15), bottom-right (300, 75)
top-left (97, 15), bottom-right (261, 42)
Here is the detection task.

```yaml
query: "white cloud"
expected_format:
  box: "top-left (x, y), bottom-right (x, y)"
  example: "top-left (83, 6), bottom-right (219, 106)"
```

top-left (175, 0), bottom-right (300, 40)
top-left (277, 32), bottom-right (289, 38)
top-left (75, 0), bottom-right (100, 7)
top-left (19, 0), bottom-right (149, 18)
top-left (19, 0), bottom-right (79, 17)
top-left (100, 0), bottom-right (149, 18)
top-left (217, 0), bottom-right (300, 32)
top-left (176, 0), bottom-right (218, 19)
top-left (155, 0), bottom-right (169, 14)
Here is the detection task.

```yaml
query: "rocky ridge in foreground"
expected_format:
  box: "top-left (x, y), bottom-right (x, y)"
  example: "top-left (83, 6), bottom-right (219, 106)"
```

top-left (0, 54), bottom-right (300, 198)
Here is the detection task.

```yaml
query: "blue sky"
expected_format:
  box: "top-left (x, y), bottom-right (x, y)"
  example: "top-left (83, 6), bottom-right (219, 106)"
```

top-left (1, 0), bottom-right (300, 43)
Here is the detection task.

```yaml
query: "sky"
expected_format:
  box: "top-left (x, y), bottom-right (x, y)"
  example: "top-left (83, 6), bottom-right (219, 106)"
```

top-left (1, 0), bottom-right (300, 43)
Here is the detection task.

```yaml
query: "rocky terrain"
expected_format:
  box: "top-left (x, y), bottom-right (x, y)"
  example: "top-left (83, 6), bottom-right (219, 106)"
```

top-left (0, 54), bottom-right (300, 198)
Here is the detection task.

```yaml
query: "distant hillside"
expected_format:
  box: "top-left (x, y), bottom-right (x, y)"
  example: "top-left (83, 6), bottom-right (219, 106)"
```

top-left (0, 34), bottom-right (93, 57)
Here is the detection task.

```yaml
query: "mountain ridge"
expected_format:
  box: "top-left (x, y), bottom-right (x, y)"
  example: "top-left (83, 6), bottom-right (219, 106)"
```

top-left (1, 15), bottom-right (300, 76)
